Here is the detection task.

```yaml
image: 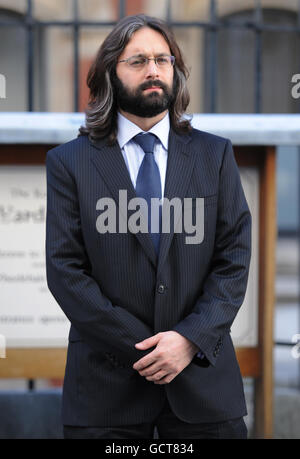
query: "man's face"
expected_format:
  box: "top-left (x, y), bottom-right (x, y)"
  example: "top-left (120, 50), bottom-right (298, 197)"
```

top-left (115, 27), bottom-right (175, 118)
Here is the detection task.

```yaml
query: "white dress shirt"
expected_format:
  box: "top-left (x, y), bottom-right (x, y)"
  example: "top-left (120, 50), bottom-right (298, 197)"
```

top-left (117, 111), bottom-right (169, 198)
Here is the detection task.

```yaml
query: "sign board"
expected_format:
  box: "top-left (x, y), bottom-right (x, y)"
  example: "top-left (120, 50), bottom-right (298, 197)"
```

top-left (231, 168), bottom-right (259, 347)
top-left (0, 166), bottom-right (69, 347)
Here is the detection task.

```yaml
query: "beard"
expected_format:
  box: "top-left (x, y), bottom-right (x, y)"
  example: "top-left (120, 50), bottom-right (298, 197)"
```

top-left (112, 73), bottom-right (175, 118)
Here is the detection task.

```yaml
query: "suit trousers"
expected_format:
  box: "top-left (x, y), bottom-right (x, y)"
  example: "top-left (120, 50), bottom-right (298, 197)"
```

top-left (63, 398), bottom-right (248, 439)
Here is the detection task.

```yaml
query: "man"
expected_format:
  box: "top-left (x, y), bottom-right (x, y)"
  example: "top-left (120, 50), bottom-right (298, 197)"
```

top-left (46, 14), bottom-right (251, 439)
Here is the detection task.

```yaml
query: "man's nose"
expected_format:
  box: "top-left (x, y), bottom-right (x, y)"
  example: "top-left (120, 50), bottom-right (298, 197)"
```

top-left (144, 59), bottom-right (160, 78)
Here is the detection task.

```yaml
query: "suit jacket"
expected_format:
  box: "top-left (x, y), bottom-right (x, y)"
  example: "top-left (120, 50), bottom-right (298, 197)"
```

top-left (45, 126), bottom-right (252, 427)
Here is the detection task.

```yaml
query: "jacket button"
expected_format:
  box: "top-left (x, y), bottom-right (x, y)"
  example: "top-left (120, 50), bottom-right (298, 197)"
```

top-left (158, 284), bottom-right (165, 294)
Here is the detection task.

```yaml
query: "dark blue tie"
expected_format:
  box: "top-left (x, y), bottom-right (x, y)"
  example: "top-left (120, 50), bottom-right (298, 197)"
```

top-left (133, 133), bottom-right (162, 255)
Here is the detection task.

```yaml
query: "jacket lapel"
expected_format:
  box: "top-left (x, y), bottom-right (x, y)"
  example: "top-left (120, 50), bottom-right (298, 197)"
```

top-left (89, 136), bottom-right (157, 267)
top-left (157, 128), bottom-right (196, 275)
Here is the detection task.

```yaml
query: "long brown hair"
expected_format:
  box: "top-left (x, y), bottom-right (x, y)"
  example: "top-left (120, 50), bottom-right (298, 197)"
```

top-left (79, 14), bottom-right (192, 144)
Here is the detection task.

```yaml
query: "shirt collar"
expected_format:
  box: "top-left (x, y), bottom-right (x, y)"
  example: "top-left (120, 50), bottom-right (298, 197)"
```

top-left (117, 111), bottom-right (170, 150)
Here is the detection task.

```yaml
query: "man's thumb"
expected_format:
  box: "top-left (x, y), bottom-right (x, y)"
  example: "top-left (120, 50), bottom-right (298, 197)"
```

top-left (135, 333), bottom-right (161, 349)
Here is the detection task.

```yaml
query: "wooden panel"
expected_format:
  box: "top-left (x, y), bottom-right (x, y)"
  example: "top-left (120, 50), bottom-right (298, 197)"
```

top-left (254, 146), bottom-right (276, 439)
top-left (234, 145), bottom-right (265, 169)
top-left (0, 348), bottom-right (67, 379)
top-left (0, 346), bottom-right (259, 379)
top-left (236, 347), bottom-right (260, 377)
top-left (234, 145), bottom-right (276, 438)
top-left (0, 145), bottom-right (56, 164)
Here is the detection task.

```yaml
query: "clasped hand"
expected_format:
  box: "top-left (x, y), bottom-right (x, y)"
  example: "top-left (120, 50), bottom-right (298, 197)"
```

top-left (133, 331), bottom-right (198, 385)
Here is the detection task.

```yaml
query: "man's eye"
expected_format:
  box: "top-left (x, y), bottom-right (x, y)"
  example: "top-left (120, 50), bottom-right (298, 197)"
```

top-left (130, 58), bottom-right (145, 66)
top-left (157, 57), bottom-right (169, 65)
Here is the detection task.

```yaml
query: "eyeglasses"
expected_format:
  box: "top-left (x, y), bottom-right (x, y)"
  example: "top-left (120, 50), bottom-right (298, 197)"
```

top-left (118, 55), bottom-right (175, 70)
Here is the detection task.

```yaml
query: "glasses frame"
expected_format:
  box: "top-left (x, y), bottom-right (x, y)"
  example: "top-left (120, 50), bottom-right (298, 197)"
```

top-left (118, 55), bottom-right (176, 69)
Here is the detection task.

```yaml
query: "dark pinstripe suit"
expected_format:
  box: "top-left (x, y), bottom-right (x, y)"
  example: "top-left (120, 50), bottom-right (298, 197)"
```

top-left (45, 126), bottom-right (251, 427)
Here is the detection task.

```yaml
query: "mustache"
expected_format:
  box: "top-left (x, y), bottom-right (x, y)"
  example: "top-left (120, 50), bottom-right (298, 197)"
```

top-left (139, 80), bottom-right (168, 92)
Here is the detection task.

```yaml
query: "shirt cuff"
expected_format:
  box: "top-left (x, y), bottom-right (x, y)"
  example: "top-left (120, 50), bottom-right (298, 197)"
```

top-left (196, 351), bottom-right (205, 360)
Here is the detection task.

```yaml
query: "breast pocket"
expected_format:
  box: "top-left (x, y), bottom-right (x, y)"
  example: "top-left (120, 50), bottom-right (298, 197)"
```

top-left (180, 194), bottom-right (218, 245)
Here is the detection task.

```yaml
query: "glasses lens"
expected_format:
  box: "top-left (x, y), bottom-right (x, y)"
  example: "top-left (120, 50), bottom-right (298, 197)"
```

top-left (128, 56), bottom-right (147, 68)
top-left (156, 56), bottom-right (171, 66)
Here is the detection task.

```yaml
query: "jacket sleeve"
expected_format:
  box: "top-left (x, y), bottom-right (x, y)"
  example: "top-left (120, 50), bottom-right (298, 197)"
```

top-left (173, 139), bottom-right (252, 367)
top-left (45, 146), bottom-right (153, 368)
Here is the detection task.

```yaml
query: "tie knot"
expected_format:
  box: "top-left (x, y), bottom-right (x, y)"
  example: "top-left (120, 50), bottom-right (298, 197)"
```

top-left (133, 133), bottom-right (157, 154)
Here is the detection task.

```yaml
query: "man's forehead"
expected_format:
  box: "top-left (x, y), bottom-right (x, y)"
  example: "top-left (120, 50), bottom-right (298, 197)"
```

top-left (124, 27), bottom-right (171, 55)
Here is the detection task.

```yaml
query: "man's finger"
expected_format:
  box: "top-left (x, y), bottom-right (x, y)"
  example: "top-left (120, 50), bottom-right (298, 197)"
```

top-left (138, 363), bottom-right (162, 377)
top-left (145, 370), bottom-right (168, 382)
top-left (154, 373), bottom-right (175, 385)
top-left (133, 351), bottom-right (157, 371)
top-left (135, 333), bottom-right (161, 350)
